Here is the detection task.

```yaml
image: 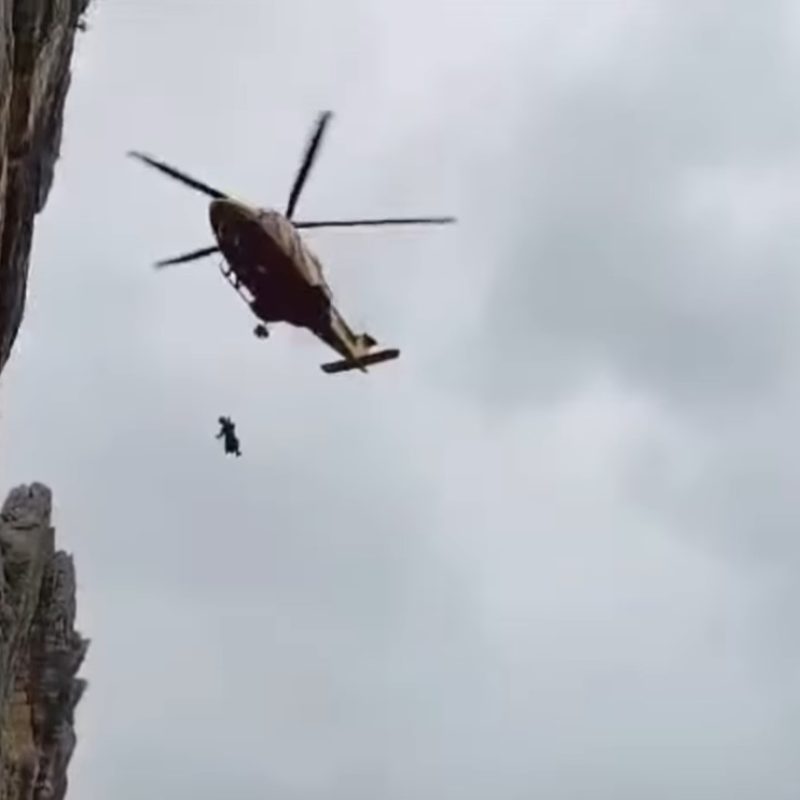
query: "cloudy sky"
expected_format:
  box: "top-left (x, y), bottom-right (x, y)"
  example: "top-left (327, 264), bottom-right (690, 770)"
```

top-left (4, 0), bottom-right (800, 797)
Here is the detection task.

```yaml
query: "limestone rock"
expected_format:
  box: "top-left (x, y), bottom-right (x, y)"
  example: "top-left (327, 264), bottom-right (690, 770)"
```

top-left (0, 484), bottom-right (88, 800)
top-left (0, 1), bottom-right (91, 798)
top-left (0, 0), bottom-right (90, 373)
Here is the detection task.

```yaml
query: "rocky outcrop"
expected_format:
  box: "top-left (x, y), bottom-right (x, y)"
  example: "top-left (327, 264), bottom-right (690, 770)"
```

top-left (0, 485), bottom-right (87, 800)
top-left (0, 0), bottom-right (90, 372)
top-left (0, 1), bottom-right (91, 798)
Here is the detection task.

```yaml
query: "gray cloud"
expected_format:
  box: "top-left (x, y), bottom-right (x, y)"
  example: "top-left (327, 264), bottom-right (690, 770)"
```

top-left (451, 0), bottom-right (800, 410)
top-left (438, 1), bottom-right (800, 569)
top-left (4, 1), bottom-right (800, 799)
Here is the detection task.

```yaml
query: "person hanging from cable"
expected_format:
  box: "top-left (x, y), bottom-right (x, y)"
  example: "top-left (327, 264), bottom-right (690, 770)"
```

top-left (216, 416), bottom-right (242, 457)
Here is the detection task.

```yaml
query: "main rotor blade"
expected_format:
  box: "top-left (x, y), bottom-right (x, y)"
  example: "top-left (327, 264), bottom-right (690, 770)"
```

top-left (155, 245), bottom-right (220, 268)
top-left (294, 216), bottom-right (456, 229)
top-left (285, 111), bottom-right (333, 219)
top-left (128, 151), bottom-right (229, 200)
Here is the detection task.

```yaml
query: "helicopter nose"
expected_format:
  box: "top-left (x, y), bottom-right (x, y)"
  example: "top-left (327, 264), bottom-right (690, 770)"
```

top-left (209, 197), bottom-right (230, 215)
top-left (209, 197), bottom-right (234, 231)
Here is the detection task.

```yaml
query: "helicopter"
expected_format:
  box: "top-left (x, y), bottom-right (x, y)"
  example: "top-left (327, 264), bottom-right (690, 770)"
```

top-left (129, 111), bottom-right (455, 374)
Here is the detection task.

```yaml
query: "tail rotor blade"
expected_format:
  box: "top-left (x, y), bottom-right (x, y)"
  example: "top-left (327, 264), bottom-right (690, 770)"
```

top-left (129, 151), bottom-right (229, 200)
top-left (285, 111), bottom-right (333, 219)
top-left (155, 245), bottom-right (220, 268)
top-left (294, 216), bottom-right (456, 229)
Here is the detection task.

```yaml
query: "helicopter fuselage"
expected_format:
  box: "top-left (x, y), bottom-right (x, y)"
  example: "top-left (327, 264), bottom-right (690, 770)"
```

top-left (208, 198), bottom-right (373, 365)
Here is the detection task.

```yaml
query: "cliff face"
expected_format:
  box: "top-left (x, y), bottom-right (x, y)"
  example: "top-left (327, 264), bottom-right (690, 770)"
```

top-left (0, 1), bottom-right (91, 798)
top-left (0, 0), bottom-right (90, 372)
top-left (0, 486), bottom-right (88, 800)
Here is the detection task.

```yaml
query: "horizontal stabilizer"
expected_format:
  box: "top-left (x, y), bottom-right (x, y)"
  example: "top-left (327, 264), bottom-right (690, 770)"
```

top-left (321, 348), bottom-right (400, 374)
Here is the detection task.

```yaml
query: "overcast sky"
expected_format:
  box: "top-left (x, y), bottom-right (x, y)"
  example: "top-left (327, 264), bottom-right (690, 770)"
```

top-left (4, 0), bottom-right (800, 797)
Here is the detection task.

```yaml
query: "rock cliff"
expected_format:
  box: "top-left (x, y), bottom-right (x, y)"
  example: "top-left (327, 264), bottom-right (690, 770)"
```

top-left (0, 0), bottom-right (90, 372)
top-left (0, 486), bottom-right (88, 800)
top-left (0, 1), bottom-right (91, 799)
